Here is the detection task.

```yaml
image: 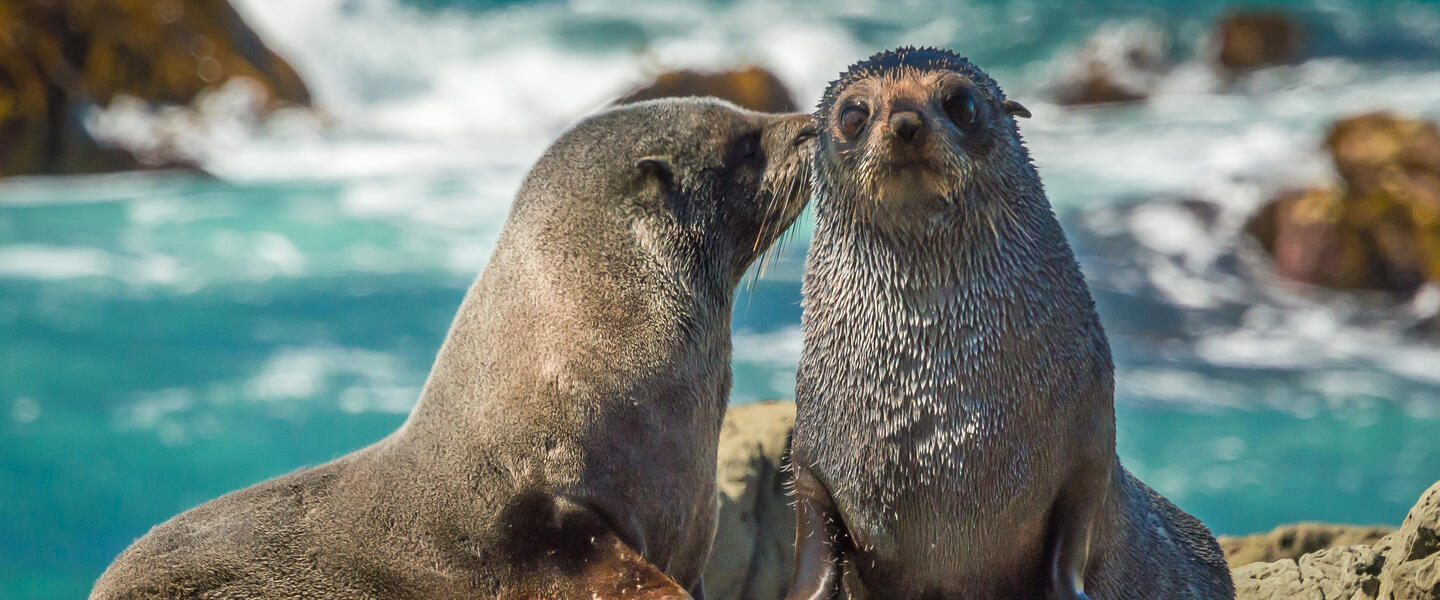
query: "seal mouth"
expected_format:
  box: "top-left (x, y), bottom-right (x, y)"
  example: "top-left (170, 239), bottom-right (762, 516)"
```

top-left (874, 158), bottom-right (942, 185)
top-left (882, 159), bottom-right (934, 172)
top-left (866, 157), bottom-right (953, 213)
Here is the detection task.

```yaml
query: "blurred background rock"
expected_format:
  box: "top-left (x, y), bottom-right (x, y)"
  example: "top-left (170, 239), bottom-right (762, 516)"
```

top-left (2, 0), bottom-right (1439, 598)
top-left (0, 0), bottom-right (310, 175)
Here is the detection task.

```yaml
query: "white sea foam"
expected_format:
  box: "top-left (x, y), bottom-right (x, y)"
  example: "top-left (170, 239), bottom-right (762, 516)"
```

top-left (246, 346), bottom-right (421, 413)
top-left (733, 325), bottom-right (804, 365)
top-left (0, 245), bottom-right (113, 280)
top-left (208, 0), bottom-right (870, 180)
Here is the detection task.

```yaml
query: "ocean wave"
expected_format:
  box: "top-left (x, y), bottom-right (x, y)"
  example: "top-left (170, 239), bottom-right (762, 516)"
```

top-left (247, 346), bottom-right (420, 414)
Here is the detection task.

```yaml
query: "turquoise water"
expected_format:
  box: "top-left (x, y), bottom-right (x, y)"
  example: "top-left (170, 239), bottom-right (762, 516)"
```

top-left (5, 0), bottom-right (1440, 597)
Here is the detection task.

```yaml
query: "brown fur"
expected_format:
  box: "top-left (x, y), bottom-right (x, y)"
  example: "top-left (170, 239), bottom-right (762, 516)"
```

top-left (91, 98), bottom-right (815, 600)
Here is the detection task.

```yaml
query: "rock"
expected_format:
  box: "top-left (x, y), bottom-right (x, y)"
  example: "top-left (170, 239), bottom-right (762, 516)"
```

top-left (1234, 545), bottom-right (1386, 600)
top-left (1051, 21), bottom-right (1169, 106)
top-left (1325, 113), bottom-right (1440, 195)
top-left (1233, 558), bottom-right (1308, 599)
top-left (0, 0), bottom-right (311, 177)
top-left (615, 66), bottom-right (798, 113)
top-left (1246, 113), bottom-right (1440, 294)
top-left (1377, 481), bottom-right (1440, 599)
top-left (1222, 523), bottom-right (1397, 568)
top-left (1214, 10), bottom-right (1304, 72)
top-left (1234, 480), bottom-right (1440, 600)
top-left (705, 401), bottom-right (796, 600)
top-left (1381, 555), bottom-right (1440, 600)
top-left (1245, 186), bottom-right (1394, 291)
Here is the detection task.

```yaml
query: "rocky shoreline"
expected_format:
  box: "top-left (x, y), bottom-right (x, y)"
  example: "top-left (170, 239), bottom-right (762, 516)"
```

top-left (708, 402), bottom-right (1440, 600)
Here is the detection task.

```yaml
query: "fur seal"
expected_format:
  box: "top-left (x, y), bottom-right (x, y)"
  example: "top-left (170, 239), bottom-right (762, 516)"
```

top-left (786, 47), bottom-right (1234, 600)
top-left (90, 98), bottom-right (816, 600)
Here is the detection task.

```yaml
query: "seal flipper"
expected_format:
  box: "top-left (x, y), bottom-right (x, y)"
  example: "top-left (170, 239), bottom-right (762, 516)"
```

top-left (1046, 524), bottom-right (1092, 600)
top-left (1045, 460), bottom-right (1114, 600)
top-left (569, 532), bottom-right (693, 600)
top-left (499, 492), bottom-right (691, 600)
top-left (786, 465), bottom-right (844, 600)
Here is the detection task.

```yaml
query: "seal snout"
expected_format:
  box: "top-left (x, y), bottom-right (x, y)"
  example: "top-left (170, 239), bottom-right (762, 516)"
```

top-left (889, 110), bottom-right (923, 143)
top-left (877, 96), bottom-right (935, 169)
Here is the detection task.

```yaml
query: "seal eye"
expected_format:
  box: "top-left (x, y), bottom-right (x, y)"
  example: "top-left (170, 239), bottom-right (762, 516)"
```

top-left (737, 132), bottom-right (760, 160)
top-left (839, 105), bottom-right (869, 139)
top-left (944, 90), bottom-right (980, 130)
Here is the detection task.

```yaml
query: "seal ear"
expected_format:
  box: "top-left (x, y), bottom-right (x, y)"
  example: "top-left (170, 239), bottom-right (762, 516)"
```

top-left (636, 156), bottom-right (675, 192)
top-left (1003, 99), bottom-right (1032, 119)
top-left (636, 156), bottom-right (694, 222)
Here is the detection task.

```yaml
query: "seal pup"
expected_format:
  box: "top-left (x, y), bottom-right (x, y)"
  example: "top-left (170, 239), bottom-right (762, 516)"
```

top-left (91, 98), bottom-right (816, 600)
top-left (786, 47), bottom-right (1233, 600)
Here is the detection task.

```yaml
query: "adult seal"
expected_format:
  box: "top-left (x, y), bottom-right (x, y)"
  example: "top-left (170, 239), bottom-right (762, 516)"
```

top-left (92, 98), bottom-right (816, 600)
top-left (786, 47), bottom-right (1233, 600)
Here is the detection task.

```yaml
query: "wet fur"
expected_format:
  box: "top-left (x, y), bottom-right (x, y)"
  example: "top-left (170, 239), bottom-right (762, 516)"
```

top-left (792, 47), bottom-right (1233, 599)
top-left (90, 98), bottom-right (814, 600)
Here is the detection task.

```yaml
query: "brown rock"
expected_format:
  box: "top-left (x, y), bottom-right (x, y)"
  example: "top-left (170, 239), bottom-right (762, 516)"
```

top-left (0, 0), bottom-right (311, 177)
top-left (1052, 21), bottom-right (1169, 106)
top-left (1222, 523), bottom-right (1397, 568)
top-left (1054, 70), bottom-right (1149, 106)
top-left (1325, 113), bottom-right (1440, 194)
top-left (1215, 11), bottom-right (1304, 72)
top-left (1246, 113), bottom-right (1440, 294)
top-left (704, 401), bottom-right (796, 600)
top-left (615, 66), bottom-right (798, 113)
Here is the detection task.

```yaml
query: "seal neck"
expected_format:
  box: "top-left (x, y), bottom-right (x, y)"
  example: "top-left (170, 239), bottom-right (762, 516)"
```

top-left (401, 225), bottom-right (733, 450)
top-left (798, 182), bottom-right (1111, 413)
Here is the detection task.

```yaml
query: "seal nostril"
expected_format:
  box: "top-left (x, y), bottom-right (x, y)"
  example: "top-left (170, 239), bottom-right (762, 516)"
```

top-left (891, 111), bottom-right (921, 142)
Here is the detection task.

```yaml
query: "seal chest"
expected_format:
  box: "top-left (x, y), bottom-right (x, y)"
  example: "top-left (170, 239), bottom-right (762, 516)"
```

top-left (787, 47), bottom-right (1234, 600)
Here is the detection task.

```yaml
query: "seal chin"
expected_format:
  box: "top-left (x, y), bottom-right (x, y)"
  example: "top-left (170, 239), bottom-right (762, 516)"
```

top-left (873, 164), bottom-right (950, 216)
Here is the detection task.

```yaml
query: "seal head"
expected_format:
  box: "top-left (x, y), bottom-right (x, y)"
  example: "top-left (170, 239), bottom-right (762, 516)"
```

top-left (815, 47), bottom-right (1031, 229)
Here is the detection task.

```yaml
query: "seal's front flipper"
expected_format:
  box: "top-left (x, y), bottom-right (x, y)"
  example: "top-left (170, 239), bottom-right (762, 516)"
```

top-left (571, 532), bottom-right (693, 600)
top-left (1045, 460), bottom-right (1114, 600)
top-left (499, 492), bottom-right (691, 600)
top-left (690, 576), bottom-right (706, 600)
top-left (1046, 524), bottom-right (1092, 600)
top-left (786, 465), bottom-right (843, 600)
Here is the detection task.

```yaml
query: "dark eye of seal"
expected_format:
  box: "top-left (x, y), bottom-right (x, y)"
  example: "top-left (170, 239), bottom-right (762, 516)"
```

top-left (839, 104), bottom-right (869, 139)
top-left (943, 89), bottom-right (979, 131)
top-left (733, 131), bottom-right (761, 165)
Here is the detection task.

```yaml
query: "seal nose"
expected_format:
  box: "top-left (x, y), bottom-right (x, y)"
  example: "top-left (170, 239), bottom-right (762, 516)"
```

top-left (890, 111), bottom-right (922, 143)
